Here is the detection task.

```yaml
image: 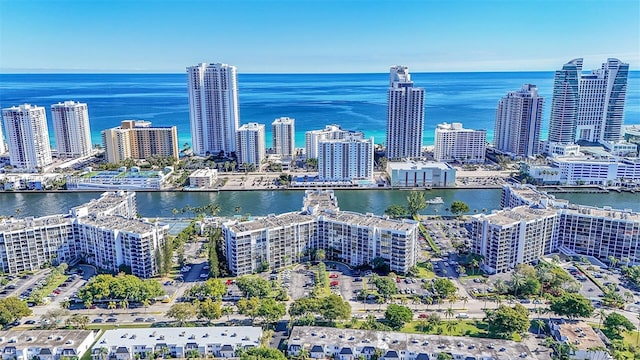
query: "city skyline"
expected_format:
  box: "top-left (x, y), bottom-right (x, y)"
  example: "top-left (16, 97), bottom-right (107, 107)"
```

top-left (0, 0), bottom-right (638, 73)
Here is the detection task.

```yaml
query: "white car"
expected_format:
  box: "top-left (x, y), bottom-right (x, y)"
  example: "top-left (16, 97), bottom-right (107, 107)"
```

top-left (199, 273), bottom-right (208, 279)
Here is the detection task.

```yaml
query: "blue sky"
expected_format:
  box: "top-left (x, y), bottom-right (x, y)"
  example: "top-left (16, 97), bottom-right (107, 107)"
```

top-left (1, 0), bottom-right (638, 73)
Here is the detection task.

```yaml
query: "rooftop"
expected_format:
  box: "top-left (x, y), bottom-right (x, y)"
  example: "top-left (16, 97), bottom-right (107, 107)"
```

top-left (78, 215), bottom-right (165, 235)
top-left (562, 205), bottom-right (640, 222)
top-left (289, 326), bottom-right (533, 359)
top-left (303, 189), bottom-right (339, 212)
top-left (72, 191), bottom-right (133, 215)
top-left (387, 160), bottom-right (453, 171)
top-left (476, 206), bottom-right (557, 226)
top-left (93, 327), bottom-right (262, 350)
top-left (0, 214), bottom-right (72, 233)
top-left (554, 321), bottom-right (606, 351)
top-left (0, 329), bottom-right (95, 349)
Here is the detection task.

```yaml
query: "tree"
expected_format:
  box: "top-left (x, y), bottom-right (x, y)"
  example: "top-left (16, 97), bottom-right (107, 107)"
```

top-left (319, 294), bottom-right (351, 323)
top-left (162, 236), bottom-right (174, 276)
top-left (384, 205), bottom-right (408, 219)
top-left (237, 297), bottom-right (261, 323)
top-left (208, 227), bottom-right (222, 278)
top-left (166, 302), bottom-right (196, 326)
top-left (550, 293), bottom-right (594, 319)
top-left (406, 191), bottom-right (427, 217)
top-left (433, 278), bottom-right (457, 299)
top-left (449, 201), bottom-right (470, 217)
top-left (0, 297), bottom-right (32, 326)
top-left (604, 312), bottom-right (636, 338)
top-left (289, 297), bottom-right (320, 318)
top-left (198, 298), bottom-right (222, 324)
top-left (384, 304), bottom-right (413, 329)
top-left (239, 347), bottom-right (286, 360)
top-left (484, 304), bottom-right (530, 339)
top-left (236, 276), bottom-right (271, 298)
top-left (258, 298), bottom-right (286, 324)
top-left (188, 278), bottom-right (227, 300)
top-left (437, 354), bottom-right (453, 360)
top-left (371, 276), bottom-right (398, 300)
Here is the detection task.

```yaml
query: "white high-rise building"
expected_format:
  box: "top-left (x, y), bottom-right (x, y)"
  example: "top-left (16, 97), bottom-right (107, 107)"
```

top-left (305, 125), bottom-right (361, 160)
top-left (576, 58), bottom-right (629, 143)
top-left (2, 104), bottom-right (53, 171)
top-left (51, 101), bottom-right (93, 159)
top-left (318, 134), bottom-right (374, 181)
top-left (494, 84), bottom-right (544, 158)
top-left (548, 59), bottom-right (582, 145)
top-left (272, 117), bottom-right (295, 157)
top-left (386, 66), bottom-right (425, 159)
top-left (434, 122), bottom-right (486, 163)
top-left (187, 63), bottom-right (240, 156)
top-left (0, 117), bottom-right (5, 154)
top-left (236, 123), bottom-right (266, 167)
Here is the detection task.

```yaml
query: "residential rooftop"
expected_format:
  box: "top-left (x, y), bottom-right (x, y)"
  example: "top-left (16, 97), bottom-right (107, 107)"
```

top-left (387, 160), bottom-right (453, 171)
top-left (0, 214), bottom-right (71, 233)
top-left (0, 329), bottom-right (96, 349)
top-left (553, 320), bottom-right (606, 351)
top-left (478, 206), bottom-right (557, 226)
top-left (79, 215), bottom-right (164, 234)
top-left (226, 212), bottom-right (315, 233)
top-left (303, 189), bottom-right (339, 212)
top-left (562, 204), bottom-right (640, 222)
top-left (320, 211), bottom-right (417, 232)
top-left (288, 326), bottom-right (533, 359)
top-left (71, 191), bottom-right (133, 215)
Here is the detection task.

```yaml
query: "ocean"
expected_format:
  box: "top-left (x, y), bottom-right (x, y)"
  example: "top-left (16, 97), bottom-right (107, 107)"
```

top-left (0, 72), bottom-right (639, 149)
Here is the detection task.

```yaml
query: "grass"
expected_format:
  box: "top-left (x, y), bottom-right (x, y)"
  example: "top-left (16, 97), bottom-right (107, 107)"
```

top-left (414, 216), bottom-right (441, 254)
top-left (401, 319), bottom-right (521, 341)
top-left (413, 262), bottom-right (435, 279)
top-left (30, 273), bottom-right (68, 303)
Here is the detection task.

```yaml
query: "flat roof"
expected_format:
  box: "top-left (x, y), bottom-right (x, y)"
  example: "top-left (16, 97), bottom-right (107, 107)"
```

top-left (79, 215), bottom-right (165, 234)
top-left (226, 212), bottom-right (315, 233)
top-left (289, 326), bottom-right (532, 359)
top-left (476, 206), bottom-right (557, 226)
top-left (556, 321), bottom-right (606, 351)
top-left (387, 161), bottom-right (453, 171)
top-left (72, 191), bottom-right (133, 214)
top-left (0, 329), bottom-right (95, 349)
top-left (94, 327), bottom-right (262, 350)
top-left (0, 214), bottom-right (72, 233)
top-left (562, 205), bottom-right (640, 222)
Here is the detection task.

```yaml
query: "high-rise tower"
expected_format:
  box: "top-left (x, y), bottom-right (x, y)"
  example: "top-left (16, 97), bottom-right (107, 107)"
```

top-left (187, 63), bottom-right (240, 156)
top-left (386, 66), bottom-right (425, 159)
top-left (494, 84), bottom-right (544, 157)
top-left (576, 58), bottom-right (629, 143)
top-left (51, 101), bottom-right (93, 159)
top-left (2, 104), bottom-right (53, 171)
top-left (548, 59), bottom-right (582, 144)
top-left (272, 117), bottom-right (295, 158)
top-left (236, 123), bottom-right (266, 167)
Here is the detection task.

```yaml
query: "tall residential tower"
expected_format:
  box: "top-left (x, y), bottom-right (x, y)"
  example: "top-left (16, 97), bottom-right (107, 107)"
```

top-left (236, 122), bottom-right (266, 167)
top-left (51, 101), bottom-right (93, 159)
top-left (272, 117), bottom-right (295, 157)
top-left (102, 120), bottom-right (179, 163)
top-left (386, 66), bottom-right (425, 159)
top-left (548, 58), bottom-right (582, 145)
top-left (494, 84), bottom-right (544, 157)
top-left (2, 104), bottom-right (53, 171)
top-left (187, 63), bottom-right (240, 156)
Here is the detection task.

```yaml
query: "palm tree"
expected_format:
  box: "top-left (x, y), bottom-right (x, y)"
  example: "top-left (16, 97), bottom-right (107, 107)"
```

top-left (511, 273), bottom-right (526, 298)
top-left (461, 296), bottom-right (469, 309)
top-left (445, 307), bottom-right (454, 319)
top-left (98, 347), bottom-right (109, 360)
top-left (142, 299), bottom-right (150, 314)
top-left (446, 320), bottom-right (457, 334)
top-left (119, 299), bottom-right (129, 310)
top-left (535, 318), bottom-right (546, 335)
top-left (107, 301), bottom-right (117, 315)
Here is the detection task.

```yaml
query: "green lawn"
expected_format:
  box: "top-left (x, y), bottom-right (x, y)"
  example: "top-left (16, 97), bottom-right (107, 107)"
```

top-left (30, 273), bottom-right (68, 304)
top-left (401, 319), bottom-right (521, 341)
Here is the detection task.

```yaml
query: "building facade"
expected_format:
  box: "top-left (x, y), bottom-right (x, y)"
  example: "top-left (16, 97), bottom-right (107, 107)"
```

top-left (386, 161), bottom-right (456, 188)
top-left (51, 101), bottom-right (93, 159)
top-left (305, 125), bottom-right (361, 160)
top-left (386, 65), bottom-right (425, 160)
top-left (0, 330), bottom-right (97, 360)
top-left (189, 168), bottom-right (218, 188)
top-left (433, 122), bottom-right (486, 163)
top-left (187, 63), bottom-right (240, 156)
top-left (576, 58), bottom-right (629, 143)
top-left (272, 117), bottom-right (295, 157)
top-left (494, 84), bottom-right (544, 158)
top-left (523, 156), bottom-right (640, 186)
top-left (318, 135), bottom-right (374, 181)
top-left (548, 59), bottom-right (582, 145)
top-left (102, 120), bottom-right (178, 164)
top-left (223, 190), bottom-right (419, 275)
top-left (2, 104), bottom-right (53, 171)
top-left (236, 122), bottom-right (266, 167)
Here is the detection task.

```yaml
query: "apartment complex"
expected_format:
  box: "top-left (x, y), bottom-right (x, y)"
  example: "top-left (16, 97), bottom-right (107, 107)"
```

top-left (386, 65), bottom-right (425, 160)
top-left (222, 190), bottom-right (419, 275)
top-left (0, 330), bottom-right (97, 360)
top-left (625, 125), bottom-right (640, 153)
top-left (523, 156), bottom-right (640, 186)
top-left (287, 327), bottom-right (533, 360)
top-left (548, 59), bottom-right (582, 145)
top-left (272, 117), bottom-right (296, 157)
top-left (305, 125), bottom-right (362, 160)
top-left (0, 191), bottom-right (167, 278)
top-left (386, 160), bottom-right (456, 188)
top-left (576, 58), bottom-right (629, 143)
top-left (102, 120), bottom-right (178, 163)
top-left (189, 168), bottom-right (218, 188)
top-left (187, 63), bottom-right (240, 156)
top-left (0, 117), bottom-right (5, 154)
top-left (473, 184), bottom-right (640, 273)
top-left (433, 122), bottom-right (486, 163)
top-left (318, 134), bottom-right (374, 181)
top-left (92, 327), bottom-right (262, 360)
top-left (2, 104), bottom-right (53, 171)
top-left (493, 84), bottom-right (544, 158)
top-left (236, 122), bottom-right (266, 167)
top-left (51, 101), bottom-right (93, 159)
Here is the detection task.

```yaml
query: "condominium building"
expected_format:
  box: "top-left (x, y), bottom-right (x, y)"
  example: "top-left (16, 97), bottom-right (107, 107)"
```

top-left (2, 104), bottom-right (53, 171)
top-left (625, 125), bottom-right (640, 153)
top-left (548, 58), bottom-right (582, 145)
top-left (494, 84), bottom-right (544, 157)
top-left (51, 101), bottom-right (93, 159)
top-left (386, 160), bottom-right (456, 188)
top-left (223, 190), bottom-right (419, 275)
top-left (318, 135), bottom-right (374, 181)
top-left (92, 327), bottom-right (262, 360)
top-left (0, 117), bottom-right (5, 154)
top-left (433, 122), bottom-right (486, 163)
top-left (576, 58), bottom-right (629, 143)
top-left (272, 117), bottom-right (295, 157)
top-left (287, 327), bottom-right (534, 360)
top-left (187, 63), bottom-right (240, 156)
top-left (386, 65), bottom-right (425, 159)
top-left (0, 330), bottom-right (97, 360)
top-left (305, 125), bottom-right (362, 160)
top-left (236, 122), bottom-right (266, 167)
top-left (189, 168), bottom-right (218, 188)
top-left (102, 120), bottom-right (178, 163)
top-left (0, 191), bottom-right (167, 278)
top-left (523, 156), bottom-right (640, 186)
top-left (500, 184), bottom-right (568, 209)
top-left (470, 207), bottom-right (559, 274)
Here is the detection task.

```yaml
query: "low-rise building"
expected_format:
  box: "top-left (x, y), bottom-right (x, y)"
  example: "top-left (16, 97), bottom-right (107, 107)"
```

top-left (287, 326), bottom-right (533, 360)
top-left (523, 156), bottom-right (640, 186)
top-left (549, 320), bottom-right (610, 360)
top-left (92, 327), bottom-right (262, 360)
top-left (66, 167), bottom-right (173, 190)
top-left (386, 161), bottom-right (456, 188)
top-left (188, 168), bottom-right (218, 188)
top-left (223, 190), bottom-right (419, 275)
top-left (500, 183), bottom-right (568, 209)
top-left (0, 329), bottom-right (97, 360)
